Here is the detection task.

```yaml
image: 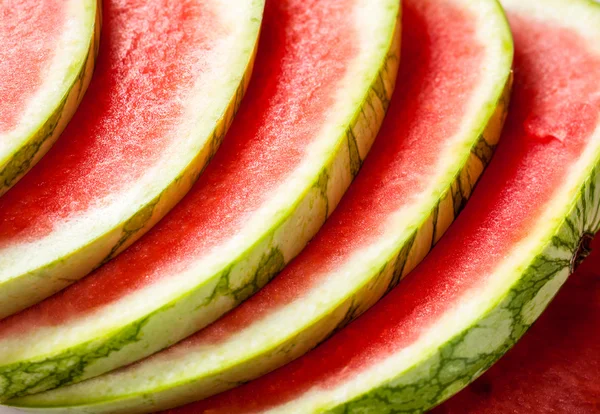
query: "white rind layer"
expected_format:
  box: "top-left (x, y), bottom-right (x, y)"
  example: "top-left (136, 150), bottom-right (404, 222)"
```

top-left (0, 0), bottom-right (264, 317)
top-left (0, 0), bottom-right (400, 404)
top-left (0, 0), bottom-right (100, 195)
top-left (0, 0), bottom-right (512, 412)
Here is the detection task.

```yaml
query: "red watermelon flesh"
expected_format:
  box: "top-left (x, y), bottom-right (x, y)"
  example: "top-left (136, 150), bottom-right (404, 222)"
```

top-left (0, 0), bottom-right (400, 402)
top-left (0, 1), bottom-right (221, 239)
top-left (0, 0), bottom-right (66, 133)
top-left (168, 8), bottom-right (600, 414)
top-left (6, 0), bottom-right (507, 410)
top-left (157, 0), bottom-right (485, 346)
top-left (0, 0), bottom-right (264, 318)
top-left (0, 0), bottom-right (356, 333)
top-left (435, 233), bottom-right (600, 414)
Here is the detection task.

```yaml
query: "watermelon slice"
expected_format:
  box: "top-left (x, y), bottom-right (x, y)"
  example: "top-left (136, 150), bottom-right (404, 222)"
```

top-left (435, 233), bottom-right (600, 413)
top-left (0, 0), bottom-right (101, 196)
top-left (156, 0), bottom-right (600, 413)
top-left (0, 0), bottom-right (263, 318)
top-left (6, 0), bottom-right (513, 412)
top-left (0, 0), bottom-right (400, 402)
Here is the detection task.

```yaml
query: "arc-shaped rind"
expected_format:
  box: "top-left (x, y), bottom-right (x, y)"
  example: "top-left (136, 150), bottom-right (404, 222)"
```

top-left (0, 54), bottom-right (261, 402)
top-left (3, 15), bottom-right (515, 413)
top-left (326, 150), bottom-right (600, 414)
top-left (0, 1), bottom-right (264, 319)
top-left (0, 0), bottom-right (102, 196)
top-left (198, 77), bottom-right (513, 402)
top-left (0, 2), bottom-right (401, 404)
top-left (165, 77), bottom-right (513, 410)
top-left (98, 58), bottom-right (258, 268)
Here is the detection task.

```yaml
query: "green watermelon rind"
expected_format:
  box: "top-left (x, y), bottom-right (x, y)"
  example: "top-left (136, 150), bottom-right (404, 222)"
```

top-left (0, 0), bottom-right (401, 403)
top-left (315, 3), bottom-right (600, 413)
top-left (0, 0), bottom-right (102, 196)
top-left (325, 160), bottom-right (600, 414)
top-left (37, 81), bottom-right (513, 414)
top-left (0, 0), bottom-right (265, 319)
top-left (1, 1), bottom-right (515, 412)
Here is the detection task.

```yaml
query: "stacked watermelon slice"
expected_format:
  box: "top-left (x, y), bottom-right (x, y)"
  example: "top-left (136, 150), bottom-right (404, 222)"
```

top-left (0, 0), bottom-right (598, 413)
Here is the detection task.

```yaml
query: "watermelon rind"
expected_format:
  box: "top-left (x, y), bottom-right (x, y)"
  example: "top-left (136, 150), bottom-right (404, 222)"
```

top-left (208, 1), bottom-right (600, 413)
top-left (323, 3), bottom-right (600, 412)
top-left (0, 0), bottom-right (101, 196)
top-left (0, 0), bottom-right (515, 413)
top-left (0, 0), bottom-right (400, 403)
top-left (324, 161), bottom-right (600, 414)
top-left (0, 0), bottom-right (264, 318)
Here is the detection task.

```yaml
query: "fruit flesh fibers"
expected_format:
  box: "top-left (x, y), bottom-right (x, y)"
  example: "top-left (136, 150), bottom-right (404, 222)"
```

top-left (169, 6), bottom-right (600, 414)
top-left (0, 0), bottom-right (357, 335)
top-left (435, 233), bottom-right (600, 414)
top-left (0, 0), bottom-right (222, 242)
top-left (0, 0), bottom-right (66, 133)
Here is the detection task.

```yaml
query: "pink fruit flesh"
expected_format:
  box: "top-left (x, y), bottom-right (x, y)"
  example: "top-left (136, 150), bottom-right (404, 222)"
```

top-left (435, 234), bottom-right (600, 414)
top-left (0, 0), bottom-right (357, 333)
top-left (167, 8), bottom-right (600, 414)
top-left (163, 0), bottom-right (485, 349)
top-left (0, 0), bottom-right (222, 242)
top-left (0, 0), bottom-right (66, 133)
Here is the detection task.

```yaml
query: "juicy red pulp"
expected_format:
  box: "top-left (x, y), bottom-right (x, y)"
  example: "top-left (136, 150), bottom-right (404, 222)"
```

top-left (436, 233), bottom-right (600, 414)
top-left (0, 0), bottom-right (357, 333)
top-left (168, 6), bottom-right (600, 414)
top-left (0, 0), bottom-right (66, 133)
top-left (0, 0), bottom-right (222, 243)
top-left (170, 0), bottom-right (483, 348)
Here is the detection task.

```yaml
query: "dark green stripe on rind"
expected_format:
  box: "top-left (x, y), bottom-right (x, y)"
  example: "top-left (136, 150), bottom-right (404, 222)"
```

top-left (0, 316), bottom-right (150, 400)
top-left (326, 161), bottom-right (600, 414)
top-left (0, 3), bottom-right (264, 320)
top-left (225, 247), bottom-right (286, 304)
top-left (347, 129), bottom-right (362, 178)
top-left (0, 50), bottom-right (260, 403)
top-left (0, 4), bottom-right (400, 404)
top-left (383, 75), bottom-right (511, 299)
top-left (0, 1), bottom-right (102, 196)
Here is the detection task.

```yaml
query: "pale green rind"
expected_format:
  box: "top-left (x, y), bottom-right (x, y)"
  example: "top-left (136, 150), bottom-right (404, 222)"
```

top-left (0, 0), bottom-right (399, 404)
top-left (0, 0), bottom-right (264, 319)
top-left (306, 3), bottom-right (600, 413)
top-left (326, 157), bottom-right (600, 414)
top-left (2, 2), bottom-right (515, 412)
top-left (0, 0), bottom-right (101, 196)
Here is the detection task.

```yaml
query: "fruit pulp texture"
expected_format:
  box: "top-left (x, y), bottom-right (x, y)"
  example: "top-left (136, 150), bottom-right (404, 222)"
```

top-left (0, 0), bottom-right (66, 133)
top-left (434, 233), bottom-right (600, 413)
top-left (169, 8), bottom-right (600, 414)
top-left (0, 0), bottom-right (357, 332)
top-left (0, 0), bottom-right (68, 134)
top-left (0, 0), bottom-right (222, 243)
top-left (158, 0), bottom-right (485, 350)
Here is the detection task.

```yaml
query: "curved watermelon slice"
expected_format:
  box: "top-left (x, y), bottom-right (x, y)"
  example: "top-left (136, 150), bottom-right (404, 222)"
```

top-left (8, 0), bottom-right (513, 413)
top-left (435, 233), bottom-right (600, 413)
top-left (0, 0), bottom-right (101, 196)
top-left (153, 0), bottom-right (599, 413)
top-left (0, 0), bottom-right (400, 402)
top-left (0, 0), bottom-right (263, 318)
